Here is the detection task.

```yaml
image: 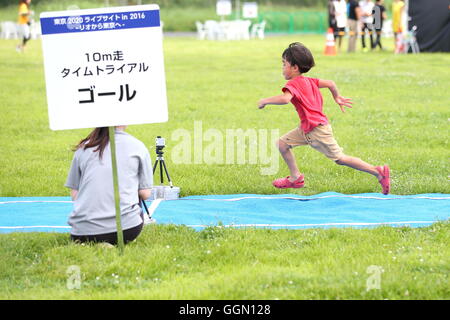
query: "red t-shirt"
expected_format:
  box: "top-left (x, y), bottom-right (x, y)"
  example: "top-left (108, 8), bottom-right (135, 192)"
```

top-left (282, 76), bottom-right (329, 134)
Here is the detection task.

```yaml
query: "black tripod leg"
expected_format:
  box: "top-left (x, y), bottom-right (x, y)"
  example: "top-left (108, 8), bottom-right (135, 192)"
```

top-left (159, 159), bottom-right (164, 184)
top-left (161, 159), bottom-right (172, 185)
top-left (153, 159), bottom-right (158, 174)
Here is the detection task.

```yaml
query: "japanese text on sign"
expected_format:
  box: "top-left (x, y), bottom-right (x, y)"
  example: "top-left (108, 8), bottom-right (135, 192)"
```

top-left (40, 10), bottom-right (160, 35)
top-left (78, 84), bottom-right (136, 104)
top-left (61, 51), bottom-right (150, 79)
top-left (40, 4), bottom-right (168, 130)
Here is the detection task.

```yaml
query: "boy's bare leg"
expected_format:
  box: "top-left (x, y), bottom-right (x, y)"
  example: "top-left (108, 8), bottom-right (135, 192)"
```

top-left (335, 155), bottom-right (382, 180)
top-left (277, 139), bottom-right (302, 182)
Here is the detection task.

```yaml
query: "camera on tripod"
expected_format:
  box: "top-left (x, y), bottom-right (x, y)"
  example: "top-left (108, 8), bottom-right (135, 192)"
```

top-left (141, 136), bottom-right (180, 224)
top-left (150, 136), bottom-right (180, 201)
top-left (155, 136), bottom-right (165, 154)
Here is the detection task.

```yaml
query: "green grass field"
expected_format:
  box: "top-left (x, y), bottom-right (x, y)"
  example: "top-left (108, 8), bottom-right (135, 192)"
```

top-left (1, 222), bottom-right (449, 299)
top-left (0, 35), bottom-right (449, 299)
top-left (1, 36), bottom-right (449, 196)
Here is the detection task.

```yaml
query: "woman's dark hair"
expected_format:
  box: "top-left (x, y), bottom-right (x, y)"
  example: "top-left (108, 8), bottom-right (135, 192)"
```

top-left (282, 42), bottom-right (315, 74)
top-left (74, 127), bottom-right (109, 159)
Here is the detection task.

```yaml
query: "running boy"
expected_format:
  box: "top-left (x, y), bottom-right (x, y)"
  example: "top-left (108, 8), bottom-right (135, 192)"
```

top-left (258, 42), bottom-right (390, 194)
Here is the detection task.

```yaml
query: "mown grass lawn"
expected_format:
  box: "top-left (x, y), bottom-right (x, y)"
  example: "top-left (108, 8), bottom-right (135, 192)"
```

top-left (1, 222), bottom-right (449, 299)
top-left (1, 35), bottom-right (449, 196)
top-left (0, 34), bottom-right (449, 299)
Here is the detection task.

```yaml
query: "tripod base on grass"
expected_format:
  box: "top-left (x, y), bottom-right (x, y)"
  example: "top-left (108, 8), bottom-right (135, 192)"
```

top-left (141, 138), bottom-right (179, 219)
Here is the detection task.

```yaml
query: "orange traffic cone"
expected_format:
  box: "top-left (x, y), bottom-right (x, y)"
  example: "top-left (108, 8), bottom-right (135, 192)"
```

top-left (324, 27), bottom-right (337, 56)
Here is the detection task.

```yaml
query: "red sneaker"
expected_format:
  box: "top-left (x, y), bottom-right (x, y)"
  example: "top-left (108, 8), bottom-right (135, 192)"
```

top-left (272, 175), bottom-right (305, 189)
top-left (376, 165), bottom-right (390, 195)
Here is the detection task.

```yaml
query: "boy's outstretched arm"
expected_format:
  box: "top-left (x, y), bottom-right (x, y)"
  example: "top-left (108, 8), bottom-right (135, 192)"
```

top-left (258, 91), bottom-right (293, 109)
top-left (318, 79), bottom-right (353, 113)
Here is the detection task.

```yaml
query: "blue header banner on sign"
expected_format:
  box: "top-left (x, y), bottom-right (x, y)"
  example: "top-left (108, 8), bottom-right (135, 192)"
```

top-left (41, 9), bottom-right (160, 35)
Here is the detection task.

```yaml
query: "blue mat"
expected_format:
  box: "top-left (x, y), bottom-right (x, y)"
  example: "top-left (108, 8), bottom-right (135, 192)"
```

top-left (0, 193), bottom-right (449, 233)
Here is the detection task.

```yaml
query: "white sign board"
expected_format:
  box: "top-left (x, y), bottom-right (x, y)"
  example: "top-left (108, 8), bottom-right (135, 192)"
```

top-left (40, 4), bottom-right (168, 130)
top-left (243, 2), bottom-right (258, 19)
top-left (216, 0), bottom-right (232, 16)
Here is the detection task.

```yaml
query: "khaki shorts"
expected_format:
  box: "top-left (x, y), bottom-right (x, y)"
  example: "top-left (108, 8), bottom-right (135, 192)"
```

top-left (280, 124), bottom-right (344, 161)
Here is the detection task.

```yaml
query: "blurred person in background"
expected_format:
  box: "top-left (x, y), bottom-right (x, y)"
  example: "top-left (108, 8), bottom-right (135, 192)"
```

top-left (392, 0), bottom-right (405, 49)
top-left (16, 0), bottom-right (32, 52)
top-left (372, 0), bottom-right (387, 50)
top-left (334, 0), bottom-right (348, 51)
top-left (347, 0), bottom-right (361, 52)
top-left (359, 0), bottom-right (375, 52)
top-left (328, 0), bottom-right (337, 35)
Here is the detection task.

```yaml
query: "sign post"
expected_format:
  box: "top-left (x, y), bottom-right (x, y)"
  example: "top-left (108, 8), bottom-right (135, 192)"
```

top-left (40, 4), bottom-right (168, 252)
top-left (108, 126), bottom-right (124, 252)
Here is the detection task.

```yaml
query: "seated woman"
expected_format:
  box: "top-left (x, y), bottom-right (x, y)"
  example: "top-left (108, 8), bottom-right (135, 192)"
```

top-left (65, 126), bottom-right (153, 245)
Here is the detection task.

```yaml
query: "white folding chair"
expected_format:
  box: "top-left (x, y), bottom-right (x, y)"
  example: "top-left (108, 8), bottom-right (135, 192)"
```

top-left (0, 22), bottom-right (4, 39)
top-left (30, 21), bottom-right (41, 39)
top-left (251, 20), bottom-right (266, 40)
top-left (204, 20), bottom-right (224, 40)
top-left (195, 21), bottom-right (206, 40)
top-left (239, 20), bottom-right (251, 40)
top-left (1, 21), bottom-right (19, 39)
top-left (219, 21), bottom-right (234, 40)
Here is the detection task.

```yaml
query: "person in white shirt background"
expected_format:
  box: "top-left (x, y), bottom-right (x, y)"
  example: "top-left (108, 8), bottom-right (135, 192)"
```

top-left (334, 0), bottom-right (348, 51)
top-left (359, 0), bottom-right (375, 52)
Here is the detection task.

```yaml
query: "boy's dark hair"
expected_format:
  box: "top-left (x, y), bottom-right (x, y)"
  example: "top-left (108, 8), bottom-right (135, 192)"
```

top-left (282, 42), bottom-right (315, 74)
